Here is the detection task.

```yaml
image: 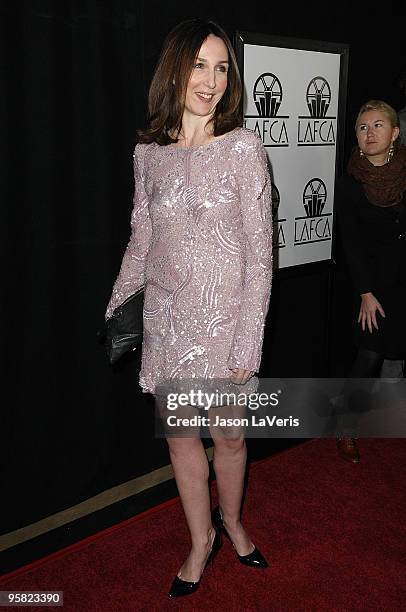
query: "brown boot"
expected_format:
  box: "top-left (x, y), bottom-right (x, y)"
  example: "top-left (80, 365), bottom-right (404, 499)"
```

top-left (336, 437), bottom-right (360, 463)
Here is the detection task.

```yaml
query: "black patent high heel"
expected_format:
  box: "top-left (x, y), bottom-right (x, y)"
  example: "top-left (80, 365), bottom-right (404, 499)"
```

top-left (168, 528), bottom-right (222, 598)
top-left (212, 506), bottom-right (268, 568)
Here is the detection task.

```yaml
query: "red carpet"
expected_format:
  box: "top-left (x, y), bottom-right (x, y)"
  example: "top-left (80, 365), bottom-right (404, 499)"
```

top-left (1, 439), bottom-right (406, 611)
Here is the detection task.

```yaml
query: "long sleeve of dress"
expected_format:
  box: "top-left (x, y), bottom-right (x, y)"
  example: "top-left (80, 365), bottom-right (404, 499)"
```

top-left (336, 176), bottom-right (374, 295)
top-left (227, 135), bottom-right (273, 372)
top-left (105, 144), bottom-right (152, 320)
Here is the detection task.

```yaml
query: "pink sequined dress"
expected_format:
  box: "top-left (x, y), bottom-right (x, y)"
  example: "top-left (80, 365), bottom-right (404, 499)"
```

top-left (106, 127), bottom-right (273, 393)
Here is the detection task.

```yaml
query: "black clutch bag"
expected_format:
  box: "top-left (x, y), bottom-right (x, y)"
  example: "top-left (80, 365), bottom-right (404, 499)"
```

top-left (102, 289), bottom-right (144, 365)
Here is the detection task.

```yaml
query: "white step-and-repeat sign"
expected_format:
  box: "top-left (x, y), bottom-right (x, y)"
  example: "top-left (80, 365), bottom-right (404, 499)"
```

top-left (237, 34), bottom-right (349, 269)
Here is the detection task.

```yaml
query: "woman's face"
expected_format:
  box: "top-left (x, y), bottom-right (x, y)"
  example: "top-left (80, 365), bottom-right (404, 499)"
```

top-left (356, 110), bottom-right (399, 165)
top-left (183, 34), bottom-right (229, 121)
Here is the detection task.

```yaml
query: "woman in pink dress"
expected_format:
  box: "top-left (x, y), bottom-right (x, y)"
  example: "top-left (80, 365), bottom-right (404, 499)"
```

top-left (106, 18), bottom-right (273, 598)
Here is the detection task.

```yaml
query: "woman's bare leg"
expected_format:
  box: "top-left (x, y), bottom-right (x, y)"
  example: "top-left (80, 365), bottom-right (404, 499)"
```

top-left (167, 436), bottom-right (215, 581)
top-left (211, 432), bottom-right (255, 555)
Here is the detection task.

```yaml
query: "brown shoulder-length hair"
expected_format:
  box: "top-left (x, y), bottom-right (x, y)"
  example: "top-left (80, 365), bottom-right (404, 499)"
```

top-left (137, 19), bottom-right (242, 145)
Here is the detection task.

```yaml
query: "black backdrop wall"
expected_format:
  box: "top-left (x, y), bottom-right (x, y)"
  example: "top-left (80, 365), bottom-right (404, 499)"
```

top-left (1, 1), bottom-right (405, 532)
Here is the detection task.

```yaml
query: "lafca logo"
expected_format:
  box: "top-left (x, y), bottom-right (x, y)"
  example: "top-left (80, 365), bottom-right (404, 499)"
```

top-left (306, 77), bottom-right (331, 117)
top-left (297, 77), bottom-right (336, 146)
top-left (244, 73), bottom-right (289, 147)
top-left (294, 179), bottom-right (332, 245)
top-left (271, 184), bottom-right (286, 249)
top-left (254, 73), bottom-right (282, 116)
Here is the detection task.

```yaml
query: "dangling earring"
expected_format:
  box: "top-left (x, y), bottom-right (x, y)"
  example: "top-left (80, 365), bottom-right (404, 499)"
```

top-left (359, 147), bottom-right (365, 157)
top-left (386, 144), bottom-right (394, 163)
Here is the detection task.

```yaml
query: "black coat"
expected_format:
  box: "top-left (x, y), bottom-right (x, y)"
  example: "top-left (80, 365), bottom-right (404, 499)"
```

top-left (335, 173), bottom-right (406, 355)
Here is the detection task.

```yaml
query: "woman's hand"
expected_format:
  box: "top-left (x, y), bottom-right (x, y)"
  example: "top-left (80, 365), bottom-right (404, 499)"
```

top-left (358, 292), bottom-right (385, 333)
top-left (230, 368), bottom-right (254, 385)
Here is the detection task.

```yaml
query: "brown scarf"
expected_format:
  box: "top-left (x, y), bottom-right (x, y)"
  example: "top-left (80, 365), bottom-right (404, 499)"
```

top-left (347, 144), bottom-right (406, 207)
